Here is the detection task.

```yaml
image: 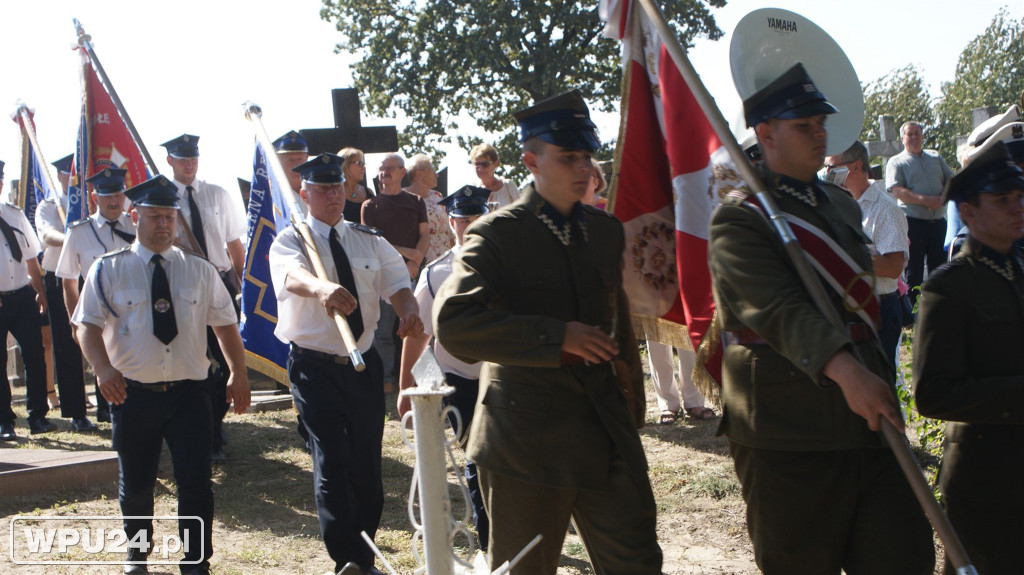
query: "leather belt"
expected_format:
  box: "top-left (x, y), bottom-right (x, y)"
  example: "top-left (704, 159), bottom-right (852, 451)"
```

top-left (726, 322), bottom-right (875, 346)
top-left (125, 379), bottom-right (197, 392)
top-left (0, 284), bottom-right (31, 297)
top-left (291, 344), bottom-right (350, 365)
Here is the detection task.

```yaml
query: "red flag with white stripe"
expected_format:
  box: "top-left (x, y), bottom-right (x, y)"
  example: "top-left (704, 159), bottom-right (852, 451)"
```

top-left (602, 0), bottom-right (742, 384)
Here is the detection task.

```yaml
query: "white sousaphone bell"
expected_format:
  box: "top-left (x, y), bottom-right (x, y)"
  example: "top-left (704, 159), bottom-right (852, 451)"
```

top-left (729, 8), bottom-right (865, 157)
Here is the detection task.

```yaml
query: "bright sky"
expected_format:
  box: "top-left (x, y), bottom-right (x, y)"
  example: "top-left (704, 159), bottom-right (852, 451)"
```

top-left (0, 0), bottom-right (1016, 201)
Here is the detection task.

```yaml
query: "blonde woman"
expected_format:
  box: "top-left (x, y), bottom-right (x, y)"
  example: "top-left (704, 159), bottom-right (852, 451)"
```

top-left (469, 143), bottom-right (520, 208)
top-left (339, 147), bottom-right (373, 223)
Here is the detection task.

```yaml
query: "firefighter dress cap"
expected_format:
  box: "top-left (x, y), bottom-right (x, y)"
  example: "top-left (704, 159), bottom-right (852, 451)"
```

top-left (86, 168), bottom-right (128, 196)
top-left (439, 185), bottom-right (491, 217)
top-left (124, 175), bottom-right (182, 208)
top-left (161, 134), bottom-right (200, 158)
top-left (294, 153), bottom-right (345, 184)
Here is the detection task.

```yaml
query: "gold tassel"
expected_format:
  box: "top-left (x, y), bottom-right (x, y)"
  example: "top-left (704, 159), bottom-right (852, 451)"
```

top-left (244, 351), bottom-right (288, 386)
top-left (692, 307), bottom-right (722, 409)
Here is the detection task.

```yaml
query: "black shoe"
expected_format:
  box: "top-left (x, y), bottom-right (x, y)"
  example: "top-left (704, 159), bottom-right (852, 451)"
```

top-left (123, 548), bottom-right (148, 574)
top-left (71, 417), bottom-right (99, 432)
top-left (29, 419), bottom-right (57, 435)
top-left (0, 423), bottom-right (16, 441)
top-left (180, 565), bottom-right (209, 575)
top-left (337, 563), bottom-right (364, 575)
top-left (210, 447), bottom-right (227, 463)
top-left (96, 409), bottom-right (111, 423)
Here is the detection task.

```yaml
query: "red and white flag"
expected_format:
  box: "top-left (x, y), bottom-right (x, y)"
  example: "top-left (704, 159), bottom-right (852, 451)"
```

top-left (601, 0), bottom-right (743, 384)
top-left (71, 46), bottom-right (149, 205)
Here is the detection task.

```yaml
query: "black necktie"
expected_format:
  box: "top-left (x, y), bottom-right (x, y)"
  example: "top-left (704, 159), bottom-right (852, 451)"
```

top-left (186, 185), bottom-right (208, 257)
top-left (107, 220), bottom-right (136, 244)
top-left (151, 254), bottom-right (178, 345)
top-left (329, 228), bottom-right (363, 340)
top-left (0, 216), bottom-right (22, 262)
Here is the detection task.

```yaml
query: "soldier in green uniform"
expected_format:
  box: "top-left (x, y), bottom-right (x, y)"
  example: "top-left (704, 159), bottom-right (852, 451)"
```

top-left (707, 64), bottom-right (934, 574)
top-left (434, 90), bottom-right (661, 575)
top-left (913, 141), bottom-right (1024, 575)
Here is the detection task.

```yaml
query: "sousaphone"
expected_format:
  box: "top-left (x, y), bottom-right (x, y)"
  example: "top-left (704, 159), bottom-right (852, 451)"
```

top-left (729, 8), bottom-right (865, 156)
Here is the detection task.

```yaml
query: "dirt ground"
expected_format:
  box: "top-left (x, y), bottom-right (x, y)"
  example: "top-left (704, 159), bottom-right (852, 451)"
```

top-left (0, 359), bottom-right (942, 574)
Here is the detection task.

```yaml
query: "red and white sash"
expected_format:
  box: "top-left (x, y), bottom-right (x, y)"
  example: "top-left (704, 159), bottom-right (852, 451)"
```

top-left (743, 195), bottom-right (881, 332)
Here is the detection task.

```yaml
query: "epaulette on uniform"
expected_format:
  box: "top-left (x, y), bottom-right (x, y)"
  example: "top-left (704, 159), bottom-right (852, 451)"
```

top-left (425, 249), bottom-right (454, 271)
top-left (69, 217), bottom-right (92, 228)
top-left (350, 223), bottom-right (382, 237)
top-left (721, 188), bottom-right (752, 206)
top-left (100, 245), bottom-right (132, 258)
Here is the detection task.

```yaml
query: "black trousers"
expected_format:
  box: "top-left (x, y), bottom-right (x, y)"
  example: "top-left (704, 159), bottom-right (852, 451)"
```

top-left (205, 272), bottom-right (240, 449)
top-left (877, 291), bottom-right (902, 367)
top-left (113, 380), bottom-right (213, 571)
top-left (906, 217), bottom-right (947, 306)
top-left (43, 271), bottom-right (87, 418)
top-left (289, 346), bottom-right (384, 572)
top-left (0, 285), bottom-right (47, 425)
top-left (442, 372), bottom-right (488, 551)
top-left (730, 441), bottom-right (934, 575)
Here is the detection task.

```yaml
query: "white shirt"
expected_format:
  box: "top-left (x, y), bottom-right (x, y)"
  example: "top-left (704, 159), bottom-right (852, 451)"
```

top-left (270, 215), bottom-right (409, 354)
top-left (415, 246), bottom-right (481, 380)
top-left (858, 180), bottom-right (910, 295)
top-left (0, 203), bottom-right (42, 291)
top-left (55, 213), bottom-right (135, 280)
top-left (34, 198), bottom-right (67, 272)
top-left (173, 178), bottom-right (246, 272)
top-left (73, 243), bottom-right (237, 383)
top-left (484, 178), bottom-right (520, 209)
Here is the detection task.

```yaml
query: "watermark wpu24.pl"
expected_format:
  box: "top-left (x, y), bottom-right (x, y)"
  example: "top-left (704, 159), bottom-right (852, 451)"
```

top-left (9, 516), bottom-right (204, 565)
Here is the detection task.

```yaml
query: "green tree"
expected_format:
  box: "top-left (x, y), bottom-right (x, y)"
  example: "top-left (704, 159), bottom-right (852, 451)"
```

top-left (933, 9), bottom-right (1024, 166)
top-left (859, 64), bottom-right (934, 149)
top-left (320, 0), bottom-right (725, 182)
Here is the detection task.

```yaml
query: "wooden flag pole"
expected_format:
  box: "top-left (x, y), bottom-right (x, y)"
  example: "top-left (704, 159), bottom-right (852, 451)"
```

top-left (72, 18), bottom-right (206, 260)
top-left (15, 105), bottom-right (67, 225)
top-left (633, 1), bottom-right (976, 571)
top-left (244, 102), bottom-right (365, 372)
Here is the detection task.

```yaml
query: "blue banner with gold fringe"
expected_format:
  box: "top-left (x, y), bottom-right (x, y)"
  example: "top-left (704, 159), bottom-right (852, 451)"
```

top-left (239, 141), bottom-right (290, 383)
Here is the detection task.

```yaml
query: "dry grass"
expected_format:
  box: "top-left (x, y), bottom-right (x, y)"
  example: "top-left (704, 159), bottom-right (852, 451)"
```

top-left (1, 340), bottom-right (945, 574)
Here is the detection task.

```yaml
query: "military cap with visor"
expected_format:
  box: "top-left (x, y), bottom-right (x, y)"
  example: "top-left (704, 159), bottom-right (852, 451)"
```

top-left (942, 142), bottom-right (1024, 205)
top-left (439, 185), bottom-right (491, 217)
top-left (161, 134), bottom-right (200, 158)
top-left (294, 153), bottom-right (345, 184)
top-left (124, 175), bottom-right (182, 208)
top-left (742, 63), bottom-right (839, 128)
top-left (86, 168), bottom-right (128, 196)
top-left (273, 130), bottom-right (309, 154)
top-left (514, 89), bottom-right (600, 152)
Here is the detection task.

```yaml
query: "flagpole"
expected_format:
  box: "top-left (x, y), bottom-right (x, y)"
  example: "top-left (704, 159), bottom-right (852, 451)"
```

top-left (73, 19), bottom-right (158, 175)
top-left (73, 18), bottom-right (207, 260)
top-left (632, 1), bottom-right (976, 571)
top-left (16, 105), bottom-right (67, 225)
top-left (243, 102), bottom-right (366, 372)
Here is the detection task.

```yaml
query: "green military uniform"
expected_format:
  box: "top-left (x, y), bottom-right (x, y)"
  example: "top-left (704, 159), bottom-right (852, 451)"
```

top-left (708, 169), bottom-right (934, 574)
top-left (434, 183), bottom-right (661, 574)
top-left (914, 236), bottom-right (1024, 575)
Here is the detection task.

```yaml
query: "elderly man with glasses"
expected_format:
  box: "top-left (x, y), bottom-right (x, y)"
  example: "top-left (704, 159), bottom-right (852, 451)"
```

top-left (826, 141), bottom-right (909, 364)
